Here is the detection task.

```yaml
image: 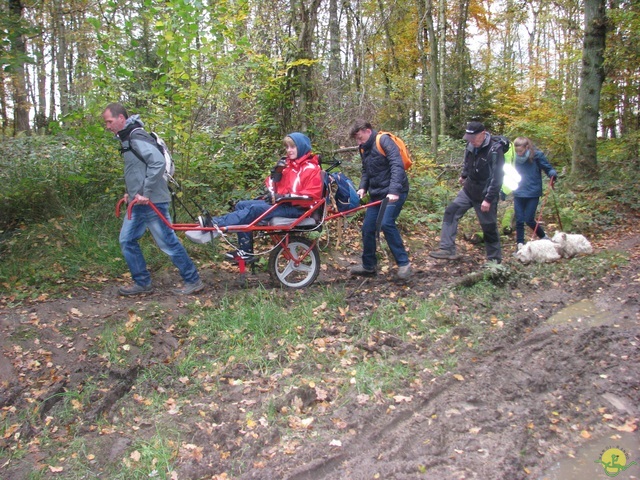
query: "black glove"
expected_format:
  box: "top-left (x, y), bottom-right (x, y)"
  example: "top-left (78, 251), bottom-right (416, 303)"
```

top-left (270, 157), bottom-right (287, 183)
top-left (266, 192), bottom-right (284, 204)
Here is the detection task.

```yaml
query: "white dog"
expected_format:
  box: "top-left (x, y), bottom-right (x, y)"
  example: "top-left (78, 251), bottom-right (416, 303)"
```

top-left (514, 238), bottom-right (561, 264)
top-left (515, 232), bottom-right (592, 263)
top-left (551, 232), bottom-right (593, 258)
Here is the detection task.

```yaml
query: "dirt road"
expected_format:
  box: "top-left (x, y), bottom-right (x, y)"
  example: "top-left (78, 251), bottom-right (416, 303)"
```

top-left (1, 230), bottom-right (638, 479)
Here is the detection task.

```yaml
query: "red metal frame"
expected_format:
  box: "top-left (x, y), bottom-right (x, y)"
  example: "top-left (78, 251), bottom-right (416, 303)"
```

top-left (115, 196), bottom-right (384, 286)
top-left (115, 197), bottom-right (383, 236)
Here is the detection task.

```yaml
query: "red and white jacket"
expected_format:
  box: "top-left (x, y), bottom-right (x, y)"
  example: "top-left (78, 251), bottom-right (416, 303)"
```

top-left (265, 152), bottom-right (323, 205)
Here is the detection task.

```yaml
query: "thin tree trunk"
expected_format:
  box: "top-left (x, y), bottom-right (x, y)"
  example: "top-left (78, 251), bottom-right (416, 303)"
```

top-left (425, 0), bottom-right (439, 154)
top-left (290, 0), bottom-right (322, 129)
top-left (438, 0), bottom-right (447, 137)
top-left (8, 0), bottom-right (31, 135)
top-left (48, 0), bottom-right (56, 122)
top-left (571, 0), bottom-right (607, 179)
top-left (35, 35), bottom-right (48, 132)
top-left (328, 0), bottom-right (341, 84)
top-left (0, 68), bottom-right (8, 136)
top-left (453, 0), bottom-right (470, 126)
top-left (417, 0), bottom-right (429, 136)
top-left (55, 1), bottom-right (69, 116)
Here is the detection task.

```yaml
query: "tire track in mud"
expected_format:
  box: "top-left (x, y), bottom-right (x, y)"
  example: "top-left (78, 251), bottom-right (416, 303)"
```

top-left (249, 314), bottom-right (640, 480)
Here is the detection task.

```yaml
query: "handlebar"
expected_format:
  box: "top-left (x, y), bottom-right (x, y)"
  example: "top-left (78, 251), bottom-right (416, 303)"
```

top-left (325, 158), bottom-right (342, 173)
top-left (115, 198), bottom-right (126, 218)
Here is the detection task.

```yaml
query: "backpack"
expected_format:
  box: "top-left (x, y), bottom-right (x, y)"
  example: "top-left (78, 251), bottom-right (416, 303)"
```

top-left (491, 135), bottom-right (510, 154)
top-left (375, 131), bottom-right (413, 170)
top-left (122, 128), bottom-right (175, 181)
top-left (326, 171), bottom-right (360, 212)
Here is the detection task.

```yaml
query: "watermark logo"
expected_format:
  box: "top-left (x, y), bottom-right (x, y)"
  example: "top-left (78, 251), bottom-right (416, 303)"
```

top-left (594, 446), bottom-right (637, 477)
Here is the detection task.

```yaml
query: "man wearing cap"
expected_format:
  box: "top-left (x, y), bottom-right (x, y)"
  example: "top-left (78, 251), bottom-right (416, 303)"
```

top-left (430, 121), bottom-right (505, 264)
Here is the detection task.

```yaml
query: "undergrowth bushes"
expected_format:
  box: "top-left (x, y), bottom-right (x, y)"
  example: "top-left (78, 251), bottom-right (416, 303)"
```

top-left (0, 130), bottom-right (638, 298)
top-left (0, 135), bottom-right (122, 229)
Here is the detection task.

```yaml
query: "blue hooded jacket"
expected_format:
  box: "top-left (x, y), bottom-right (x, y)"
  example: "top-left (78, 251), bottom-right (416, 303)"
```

top-left (513, 149), bottom-right (557, 198)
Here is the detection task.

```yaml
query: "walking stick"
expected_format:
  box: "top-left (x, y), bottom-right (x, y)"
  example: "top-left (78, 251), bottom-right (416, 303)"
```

top-left (550, 186), bottom-right (564, 231)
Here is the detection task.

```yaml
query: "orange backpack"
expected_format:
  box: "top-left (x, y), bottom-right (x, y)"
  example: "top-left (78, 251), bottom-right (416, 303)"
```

top-left (375, 131), bottom-right (413, 170)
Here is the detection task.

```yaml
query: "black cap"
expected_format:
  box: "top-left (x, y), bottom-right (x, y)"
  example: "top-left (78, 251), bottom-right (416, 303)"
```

top-left (463, 121), bottom-right (485, 140)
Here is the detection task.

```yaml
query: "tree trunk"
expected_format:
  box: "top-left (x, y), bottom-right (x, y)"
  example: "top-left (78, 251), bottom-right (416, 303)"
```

top-left (571, 0), bottom-right (607, 179)
top-left (453, 0), bottom-right (471, 129)
top-left (289, 0), bottom-right (322, 130)
top-left (35, 35), bottom-right (48, 132)
top-left (8, 0), bottom-right (31, 135)
top-left (55, 0), bottom-right (69, 116)
top-left (425, 0), bottom-right (439, 155)
top-left (438, 0), bottom-right (447, 137)
top-left (417, 0), bottom-right (429, 136)
top-left (328, 0), bottom-right (341, 84)
top-left (0, 68), bottom-right (9, 136)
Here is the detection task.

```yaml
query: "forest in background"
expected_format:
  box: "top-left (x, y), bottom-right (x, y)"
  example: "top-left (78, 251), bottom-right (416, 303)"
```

top-left (0, 0), bottom-right (639, 229)
top-left (1, 5), bottom-right (639, 476)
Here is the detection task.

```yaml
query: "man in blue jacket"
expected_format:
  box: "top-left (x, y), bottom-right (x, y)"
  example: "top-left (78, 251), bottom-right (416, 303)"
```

top-left (430, 121), bottom-right (505, 264)
top-left (349, 120), bottom-right (411, 280)
top-left (103, 103), bottom-right (203, 296)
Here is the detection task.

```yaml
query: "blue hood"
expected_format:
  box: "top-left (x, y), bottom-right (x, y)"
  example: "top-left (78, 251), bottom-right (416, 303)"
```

top-left (287, 132), bottom-right (312, 158)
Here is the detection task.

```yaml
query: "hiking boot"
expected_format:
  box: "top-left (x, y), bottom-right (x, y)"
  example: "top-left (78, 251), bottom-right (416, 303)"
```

top-left (397, 263), bottom-right (412, 280)
top-left (118, 283), bottom-right (153, 296)
top-left (224, 250), bottom-right (258, 264)
top-left (429, 249), bottom-right (459, 260)
top-left (173, 279), bottom-right (204, 295)
top-left (517, 243), bottom-right (524, 252)
top-left (350, 264), bottom-right (377, 276)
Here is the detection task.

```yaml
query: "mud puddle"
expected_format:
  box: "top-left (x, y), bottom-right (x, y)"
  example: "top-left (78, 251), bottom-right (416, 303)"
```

top-left (547, 298), bottom-right (612, 327)
top-left (539, 431), bottom-right (640, 479)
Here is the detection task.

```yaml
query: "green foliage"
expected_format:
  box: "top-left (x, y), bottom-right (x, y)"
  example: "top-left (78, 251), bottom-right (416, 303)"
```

top-left (505, 97), bottom-right (572, 170)
top-left (0, 207), bottom-right (125, 299)
top-left (0, 135), bottom-right (121, 229)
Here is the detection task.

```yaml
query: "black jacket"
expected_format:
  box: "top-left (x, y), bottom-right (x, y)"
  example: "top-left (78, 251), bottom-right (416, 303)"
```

top-left (358, 130), bottom-right (409, 200)
top-left (461, 133), bottom-right (505, 203)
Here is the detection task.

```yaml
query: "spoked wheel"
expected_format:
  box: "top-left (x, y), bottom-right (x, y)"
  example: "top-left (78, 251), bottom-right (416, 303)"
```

top-left (268, 235), bottom-right (321, 288)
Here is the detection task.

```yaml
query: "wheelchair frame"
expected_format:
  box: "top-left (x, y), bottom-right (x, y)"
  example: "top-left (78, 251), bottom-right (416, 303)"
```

top-left (116, 194), bottom-right (387, 289)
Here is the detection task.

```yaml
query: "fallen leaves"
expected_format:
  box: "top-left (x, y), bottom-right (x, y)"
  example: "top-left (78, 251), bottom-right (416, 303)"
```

top-left (611, 418), bottom-right (638, 432)
top-left (165, 398), bottom-right (180, 415)
top-left (179, 443), bottom-right (204, 462)
top-left (288, 416), bottom-right (315, 430)
top-left (393, 394), bottom-right (413, 403)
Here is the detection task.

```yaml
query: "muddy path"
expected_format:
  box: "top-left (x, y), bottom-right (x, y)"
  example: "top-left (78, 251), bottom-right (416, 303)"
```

top-left (0, 226), bottom-right (639, 479)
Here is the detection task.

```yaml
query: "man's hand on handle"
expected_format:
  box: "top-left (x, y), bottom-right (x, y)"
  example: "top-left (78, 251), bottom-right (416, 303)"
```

top-left (133, 193), bottom-right (150, 205)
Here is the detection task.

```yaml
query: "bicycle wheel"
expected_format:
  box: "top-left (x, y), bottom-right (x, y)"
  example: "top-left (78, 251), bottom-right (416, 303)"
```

top-left (268, 236), bottom-right (320, 288)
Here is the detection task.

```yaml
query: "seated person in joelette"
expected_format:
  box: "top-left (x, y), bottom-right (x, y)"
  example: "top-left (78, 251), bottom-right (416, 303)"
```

top-left (210, 132), bottom-right (323, 260)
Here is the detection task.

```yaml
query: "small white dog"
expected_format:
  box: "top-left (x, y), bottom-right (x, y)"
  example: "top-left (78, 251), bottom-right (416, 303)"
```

top-left (514, 238), bottom-right (561, 264)
top-left (551, 232), bottom-right (593, 258)
top-left (515, 232), bottom-right (592, 263)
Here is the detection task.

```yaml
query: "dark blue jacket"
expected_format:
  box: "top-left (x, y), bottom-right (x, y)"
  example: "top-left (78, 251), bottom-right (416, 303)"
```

top-left (358, 130), bottom-right (409, 200)
top-left (513, 149), bottom-right (557, 198)
top-left (461, 133), bottom-right (505, 203)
